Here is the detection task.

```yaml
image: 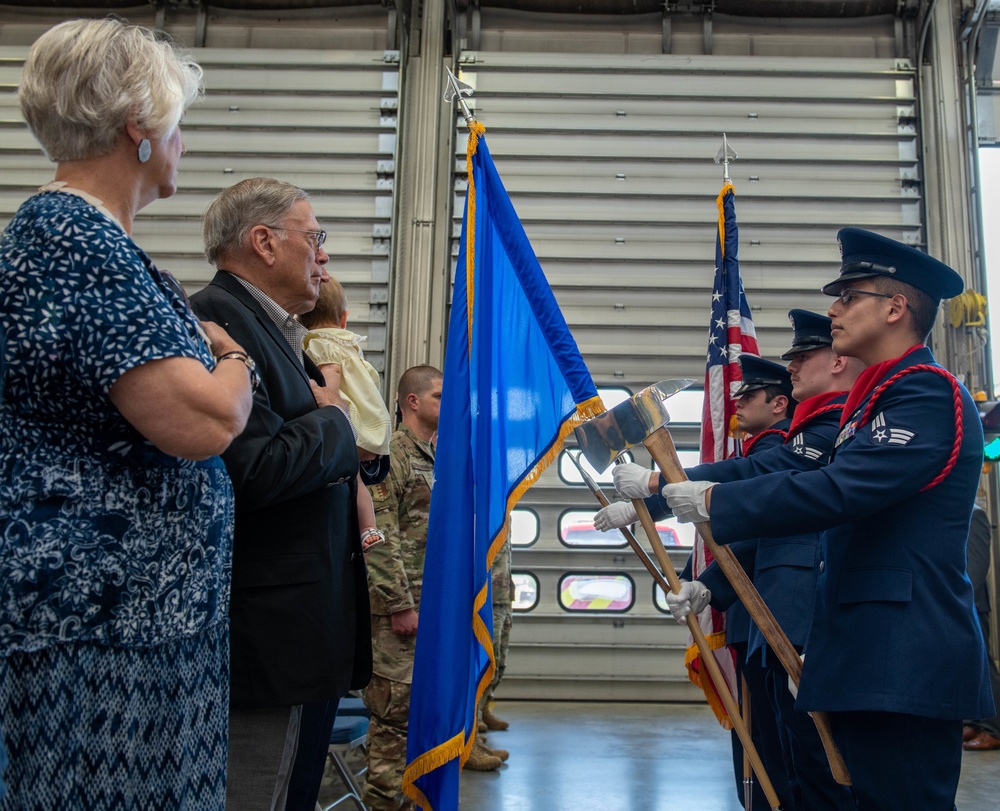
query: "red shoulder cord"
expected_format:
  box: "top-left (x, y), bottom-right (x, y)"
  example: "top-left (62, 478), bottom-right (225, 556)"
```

top-left (742, 427), bottom-right (788, 456)
top-left (857, 364), bottom-right (965, 492)
top-left (784, 403), bottom-right (844, 442)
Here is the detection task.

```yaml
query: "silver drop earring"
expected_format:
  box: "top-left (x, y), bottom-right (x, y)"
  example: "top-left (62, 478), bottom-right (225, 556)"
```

top-left (137, 138), bottom-right (151, 163)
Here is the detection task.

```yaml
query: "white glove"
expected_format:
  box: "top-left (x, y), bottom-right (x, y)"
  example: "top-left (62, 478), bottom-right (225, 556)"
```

top-left (612, 463), bottom-right (655, 499)
top-left (660, 480), bottom-right (715, 523)
top-left (665, 580), bottom-right (711, 624)
top-left (788, 653), bottom-right (805, 700)
top-left (593, 501), bottom-right (638, 532)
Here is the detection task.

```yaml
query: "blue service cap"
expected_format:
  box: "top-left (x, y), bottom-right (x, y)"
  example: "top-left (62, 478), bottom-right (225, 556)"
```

top-left (733, 354), bottom-right (793, 397)
top-left (821, 227), bottom-right (964, 302)
top-left (780, 309), bottom-right (833, 360)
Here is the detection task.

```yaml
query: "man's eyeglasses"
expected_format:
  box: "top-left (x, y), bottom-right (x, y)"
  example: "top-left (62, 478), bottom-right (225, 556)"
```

top-left (268, 226), bottom-right (327, 251)
top-left (836, 287), bottom-right (916, 314)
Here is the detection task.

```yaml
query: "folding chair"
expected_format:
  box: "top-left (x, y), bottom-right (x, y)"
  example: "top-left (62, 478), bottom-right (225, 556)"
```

top-left (336, 695), bottom-right (370, 719)
top-left (321, 714), bottom-right (369, 811)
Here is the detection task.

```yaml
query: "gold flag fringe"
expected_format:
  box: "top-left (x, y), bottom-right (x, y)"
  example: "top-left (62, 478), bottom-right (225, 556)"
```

top-left (684, 633), bottom-right (735, 730)
top-left (403, 396), bottom-right (607, 809)
top-left (403, 728), bottom-right (464, 811)
top-left (504, 395), bottom-right (606, 517)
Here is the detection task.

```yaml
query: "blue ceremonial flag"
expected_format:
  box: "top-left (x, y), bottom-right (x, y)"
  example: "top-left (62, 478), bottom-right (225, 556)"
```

top-left (402, 123), bottom-right (603, 810)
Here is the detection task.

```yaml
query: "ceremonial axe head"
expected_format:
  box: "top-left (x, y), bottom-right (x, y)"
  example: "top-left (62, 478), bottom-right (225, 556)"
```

top-left (574, 379), bottom-right (695, 473)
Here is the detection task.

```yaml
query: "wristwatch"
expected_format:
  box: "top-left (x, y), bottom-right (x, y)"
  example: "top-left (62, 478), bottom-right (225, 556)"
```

top-left (216, 350), bottom-right (260, 392)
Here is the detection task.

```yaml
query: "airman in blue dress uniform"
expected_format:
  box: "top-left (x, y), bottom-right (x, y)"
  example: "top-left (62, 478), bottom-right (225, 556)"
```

top-left (657, 228), bottom-right (995, 811)
top-left (677, 316), bottom-right (860, 811)
top-left (695, 355), bottom-right (797, 811)
top-left (603, 316), bottom-right (863, 810)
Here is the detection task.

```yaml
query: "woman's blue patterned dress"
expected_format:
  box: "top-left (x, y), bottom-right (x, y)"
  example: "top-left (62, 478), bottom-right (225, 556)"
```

top-left (0, 191), bottom-right (234, 809)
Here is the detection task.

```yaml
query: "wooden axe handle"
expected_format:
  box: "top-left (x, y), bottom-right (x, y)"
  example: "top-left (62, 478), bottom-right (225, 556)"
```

top-left (630, 495), bottom-right (784, 810)
top-left (574, 459), bottom-right (780, 806)
top-left (582, 476), bottom-right (677, 597)
top-left (643, 426), bottom-right (852, 787)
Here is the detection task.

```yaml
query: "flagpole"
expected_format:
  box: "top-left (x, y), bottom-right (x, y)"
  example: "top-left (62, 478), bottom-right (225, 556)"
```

top-left (742, 676), bottom-right (753, 809)
top-left (717, 133), bottom-right (755, 805)
top-left (404, 78), bottom-right (604, 811)
top-left (687, 138), bottom-right (748, 731)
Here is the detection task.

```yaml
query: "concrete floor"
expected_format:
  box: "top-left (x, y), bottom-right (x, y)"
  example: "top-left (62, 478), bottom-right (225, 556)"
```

top-left (319, 701), bottom-right (1000, 810)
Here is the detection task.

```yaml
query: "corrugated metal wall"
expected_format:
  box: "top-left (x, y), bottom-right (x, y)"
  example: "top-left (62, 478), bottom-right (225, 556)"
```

top-left (0, 7), bottom-right (941, 701)
top-left (453, 51), bottom-right (920, 386)
top-left (0, 9), bottom-right (398, 373)
top-left (450, 17), bottom-right (925, 700)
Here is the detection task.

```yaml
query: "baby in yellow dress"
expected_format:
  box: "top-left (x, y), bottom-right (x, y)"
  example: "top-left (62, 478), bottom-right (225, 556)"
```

top-left (301, 279), bottom-right (392, 551)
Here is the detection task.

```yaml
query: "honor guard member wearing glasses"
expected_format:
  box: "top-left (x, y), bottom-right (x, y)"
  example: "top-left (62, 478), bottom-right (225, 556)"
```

top-left (654, 228), bottom-right (995, 811)
top-left (600, 315), bottom-right (863, 811)
top-left (603, 354), bottom-right (799, 810)
top-left (673, 313), bottom-right (861, 811)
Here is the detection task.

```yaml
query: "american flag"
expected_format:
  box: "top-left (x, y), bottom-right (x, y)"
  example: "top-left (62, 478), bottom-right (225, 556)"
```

top-left (702, 182), bottom-right (759, 462)
top-left (686, 180), bottom-right (759, 727)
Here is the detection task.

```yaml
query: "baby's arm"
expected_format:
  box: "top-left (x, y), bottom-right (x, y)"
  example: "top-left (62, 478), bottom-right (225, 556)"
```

top-left (318, 362), bottom-right (377, 461)
top-left (317, 362), bottom-right (342, 391)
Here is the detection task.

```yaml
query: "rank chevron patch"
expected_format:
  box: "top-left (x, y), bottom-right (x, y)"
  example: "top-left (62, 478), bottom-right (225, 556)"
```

top-left (790, 433), bottom-right (825, 460)
top-left (869, 412), bottom-right (915, 446)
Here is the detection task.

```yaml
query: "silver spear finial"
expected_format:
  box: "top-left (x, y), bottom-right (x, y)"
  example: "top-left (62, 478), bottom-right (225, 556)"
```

top-left (714, 133), bottom-right (738, 185)
top-left (444, 67), bottom-right (476, 126)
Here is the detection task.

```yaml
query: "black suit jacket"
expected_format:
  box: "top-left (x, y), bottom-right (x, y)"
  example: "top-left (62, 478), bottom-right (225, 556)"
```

top-left (191, 271), bottom-right (385, 708)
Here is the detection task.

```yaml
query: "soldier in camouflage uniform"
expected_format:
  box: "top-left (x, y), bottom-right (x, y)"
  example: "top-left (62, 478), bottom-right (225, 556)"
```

top-left (362, 365), bottom-right (442, 811)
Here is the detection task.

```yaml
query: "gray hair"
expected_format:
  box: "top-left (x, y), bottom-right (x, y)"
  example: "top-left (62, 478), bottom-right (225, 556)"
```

top-left (18, 18), bottom-right (203, 162)
top-left (203, 177), bottom-right (311, 266)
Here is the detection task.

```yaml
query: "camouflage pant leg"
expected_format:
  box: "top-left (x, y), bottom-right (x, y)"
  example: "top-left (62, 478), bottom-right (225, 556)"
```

top-left (489, 599), bottom-right (512, 697)
top-left (487, 540), bottom-right (513, 700)
top-left (479, 607), bottom-right (512, 719)
top-left (362, 672), bottom-right (412, 811)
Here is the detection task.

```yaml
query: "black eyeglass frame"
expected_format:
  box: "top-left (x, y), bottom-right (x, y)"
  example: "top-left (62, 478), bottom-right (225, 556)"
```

top-left (835, 287), bottom-right (917, 314)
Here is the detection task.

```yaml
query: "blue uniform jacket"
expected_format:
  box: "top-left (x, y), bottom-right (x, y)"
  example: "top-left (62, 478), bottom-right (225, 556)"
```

top-left (688, 398), bottom-right (846, 658)
top-left (709, 346), bottom-right (994, 720)
top-left (675, 420), bottom-right (791, 647)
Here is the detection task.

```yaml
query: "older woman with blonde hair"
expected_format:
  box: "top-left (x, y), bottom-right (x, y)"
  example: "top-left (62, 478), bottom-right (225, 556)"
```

top-left (0, 17), bottom-right (253, 809)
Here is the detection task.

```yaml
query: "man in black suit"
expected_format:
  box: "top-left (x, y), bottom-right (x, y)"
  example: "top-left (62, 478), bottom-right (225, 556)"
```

top-left (191, 177), bottom-right (388, 811)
